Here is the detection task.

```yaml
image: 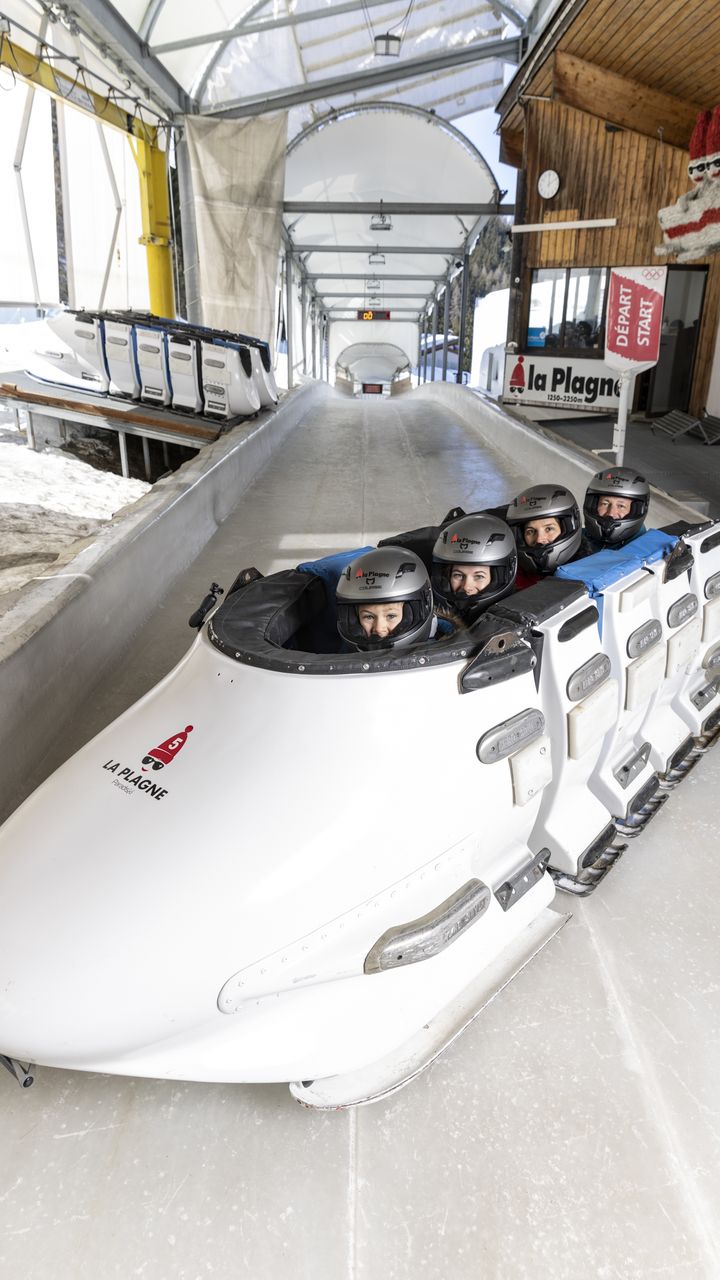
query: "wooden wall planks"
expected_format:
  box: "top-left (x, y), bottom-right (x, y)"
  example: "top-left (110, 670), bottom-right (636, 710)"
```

top-left (518, 99), bottom-right (720, 416)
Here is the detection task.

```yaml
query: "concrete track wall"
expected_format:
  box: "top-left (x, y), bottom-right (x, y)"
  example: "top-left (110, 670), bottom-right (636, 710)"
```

top-left (415, 383), bottom-right (705, 526)
top-left (0, 384), bottom-right (330, 820)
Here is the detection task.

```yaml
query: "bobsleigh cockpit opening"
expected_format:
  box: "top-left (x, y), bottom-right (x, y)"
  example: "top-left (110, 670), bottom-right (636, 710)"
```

top-left (207, 567), bottom-right (534, 682)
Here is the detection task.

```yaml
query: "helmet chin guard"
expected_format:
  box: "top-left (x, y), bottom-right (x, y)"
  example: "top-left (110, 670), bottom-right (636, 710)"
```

top-left (506, 485), bottom-right (582, 575)
top-left (336, 547), bottom-right (434, 650)
top-left (584, 467), bottom-right (649, 547)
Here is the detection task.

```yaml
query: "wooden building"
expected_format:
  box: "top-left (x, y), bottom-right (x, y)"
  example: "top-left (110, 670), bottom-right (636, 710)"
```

top-left (496, 0), bottom-right (720, 418)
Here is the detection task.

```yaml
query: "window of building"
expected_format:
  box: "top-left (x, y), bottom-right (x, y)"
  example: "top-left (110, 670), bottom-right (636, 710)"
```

top-left (527, 267), bottom-right (608, 355)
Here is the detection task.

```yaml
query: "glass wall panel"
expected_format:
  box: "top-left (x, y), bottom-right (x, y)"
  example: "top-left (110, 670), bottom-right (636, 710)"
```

top-left (527, 269), bottom-right (565, 349)
top-left (564, 267), bottom-right (607, 350)
top-left (0, 84), bottom-right (59, 306)
top-left (64, 109), bottom-right (150, 311)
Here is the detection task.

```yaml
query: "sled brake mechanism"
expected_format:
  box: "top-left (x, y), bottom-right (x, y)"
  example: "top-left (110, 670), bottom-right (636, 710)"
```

top-left (1, 1055), bottom-right (34, 1088)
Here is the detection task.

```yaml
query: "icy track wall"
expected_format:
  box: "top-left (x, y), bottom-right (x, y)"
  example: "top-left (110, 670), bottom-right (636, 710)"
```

top-left (414, 383), bottom-right (706, 529)
top-left (0, 383), bottom-right (329, 823)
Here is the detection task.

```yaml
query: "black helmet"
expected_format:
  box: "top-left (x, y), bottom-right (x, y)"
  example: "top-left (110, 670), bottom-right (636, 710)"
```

top-left (336, 547), bottom-right (434, 650)
top-left (432, 514), bottom-right (517, 617)
top-left (584, 467), bottom-right (649, 547)
top-left (506, 484), bottom-right (582, 574)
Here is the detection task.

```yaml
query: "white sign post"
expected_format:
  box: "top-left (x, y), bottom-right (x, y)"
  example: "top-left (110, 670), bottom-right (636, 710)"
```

top-left (603, 266), bottom-right (667, 464)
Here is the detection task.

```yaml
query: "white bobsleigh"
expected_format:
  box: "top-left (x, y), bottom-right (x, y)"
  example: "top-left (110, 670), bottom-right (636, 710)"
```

top-left (0, 568), bottom-right (566, 1108)
top-left (16, 309), bottom-right (278, 420)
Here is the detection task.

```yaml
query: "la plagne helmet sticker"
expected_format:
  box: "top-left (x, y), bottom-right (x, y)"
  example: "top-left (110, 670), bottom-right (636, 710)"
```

top-left (102, 724), bottom-right (194, 802)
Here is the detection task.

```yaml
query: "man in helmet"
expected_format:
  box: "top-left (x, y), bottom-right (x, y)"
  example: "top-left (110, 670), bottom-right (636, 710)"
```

top-left (336, 547), bottom-right (442, 650)
top-left (506, 485), bottom-right (583, 588)
top-left (583, 467), bottom-right (650, 552)
top-left (431, 514), bottom-right (517, 623)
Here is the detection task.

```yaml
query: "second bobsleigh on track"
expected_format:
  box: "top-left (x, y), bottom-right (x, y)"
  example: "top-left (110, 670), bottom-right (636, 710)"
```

top-left (0, 515), bottom-right (719, 1108)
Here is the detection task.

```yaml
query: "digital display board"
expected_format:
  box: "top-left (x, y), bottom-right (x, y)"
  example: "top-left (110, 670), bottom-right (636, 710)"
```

top-left (357, 309), bottom-right (391, 321)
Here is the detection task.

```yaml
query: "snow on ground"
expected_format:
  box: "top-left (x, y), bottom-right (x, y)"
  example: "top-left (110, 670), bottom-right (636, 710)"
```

top-left (0, 413), bottom-right (150, 604)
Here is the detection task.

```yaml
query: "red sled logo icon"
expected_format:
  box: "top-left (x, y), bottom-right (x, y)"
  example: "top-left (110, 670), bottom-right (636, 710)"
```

top-left (142, 725), bottom-right (194, 771)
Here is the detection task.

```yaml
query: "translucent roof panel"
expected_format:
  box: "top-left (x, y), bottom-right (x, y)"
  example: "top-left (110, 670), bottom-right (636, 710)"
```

top-left (116, 0), bottom-right (538, 132)
top-left (286, 104), bottom-right (497, 315)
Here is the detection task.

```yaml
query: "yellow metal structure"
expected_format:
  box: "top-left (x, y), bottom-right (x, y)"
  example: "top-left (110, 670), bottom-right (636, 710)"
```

top-left (0, 32), bottom-right (175, 316)
top-left (131, 137), bottom-right (175, 317)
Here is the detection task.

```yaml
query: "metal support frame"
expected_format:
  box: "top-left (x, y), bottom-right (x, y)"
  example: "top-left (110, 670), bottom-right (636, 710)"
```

top-left (308, 273), bottom-right (439, 282)
top-left (285, 246), bottom-right (294, 390)
top-left (301, 280), bottom-right (308, 374)
top-left (442, 279), bottom-right (451, 381)
top-left (311, 301), bottom-right (318, 379)
top-left (319, 293), bottom-right (430, 300)
top-left (293, 245), bottom-right (460, 256)
top-left (131, 137), bottom-right (175, 317)
top-left (14, 82), bottom-right (42, 309)
top-left (95, 119), bottom-right (123, 309)
top-left (214, 36), bottom-right (520, 118)
top-left (284, 202), bottom-right (514, 216)
top-left (422, 314), bottom-right (429, 383)
top-left (456, 253), bottom-right (470, 385)
top-left (2, 27), bottom-right (174, 318)
top-left (118, 430), bottom-right (129, 479)
top-left (52, 99), bottom-right (76, 309)
top-left (430, 296), bottom-right (439, 382)
top-left (141, 436), bottom-right (152, 481)
top-left (63, 0), bottom-right (192, 115)
top-left (327, 307), bottom-right (421, 315)
top-left (153, 0), bottom-right (394, 54)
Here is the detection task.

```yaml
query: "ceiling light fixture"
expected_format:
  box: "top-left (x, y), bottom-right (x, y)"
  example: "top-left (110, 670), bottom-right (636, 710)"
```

top-left (368, 249), bottom-right (385, 265)
top-left (370, 199), bottom-right (393, 233)
top-left (374, 33), bottom-right (401, 56)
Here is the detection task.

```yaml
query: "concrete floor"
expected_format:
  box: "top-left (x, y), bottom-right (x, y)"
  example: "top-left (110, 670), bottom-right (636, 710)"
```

top-left (2, 391), bottom-right (720, 1279)
top-left (544, 414), bottom-right (720, 518)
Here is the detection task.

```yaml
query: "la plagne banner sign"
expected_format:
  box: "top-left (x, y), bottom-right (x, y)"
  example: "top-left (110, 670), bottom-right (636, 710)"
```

top-left (502, 353), bottom-right (622, 412)
top-left (604, 266), bottom-right (667, 373)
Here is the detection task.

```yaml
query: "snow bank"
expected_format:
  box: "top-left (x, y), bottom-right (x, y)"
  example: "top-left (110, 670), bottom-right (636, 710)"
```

top-left (0, 416), bottom-right (150, 603)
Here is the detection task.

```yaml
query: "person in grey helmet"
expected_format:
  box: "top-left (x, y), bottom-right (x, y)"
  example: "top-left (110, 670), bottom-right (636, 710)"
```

top-left (506, 485), bottom-right (583, 588)
top-left (432, 514), bottom-right (517, 623)
top-left (583, 467), bottom-right (650, 552)
top-left (336, 546), bottom-right (444, 650)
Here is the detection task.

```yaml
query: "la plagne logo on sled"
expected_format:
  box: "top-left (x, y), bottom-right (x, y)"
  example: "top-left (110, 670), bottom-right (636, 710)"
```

top-left (142, 724), bottom-right (194, 772)
top-left (101, 724), bottom-right (194, 803)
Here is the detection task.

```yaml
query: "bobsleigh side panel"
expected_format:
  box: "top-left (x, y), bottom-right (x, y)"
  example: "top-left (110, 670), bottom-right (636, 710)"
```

top-left (0, 629), bottom-right (555, 1080)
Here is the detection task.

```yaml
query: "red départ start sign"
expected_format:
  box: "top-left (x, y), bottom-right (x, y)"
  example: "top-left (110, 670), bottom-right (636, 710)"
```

top-left (604, 266), bottom-right (667, 374)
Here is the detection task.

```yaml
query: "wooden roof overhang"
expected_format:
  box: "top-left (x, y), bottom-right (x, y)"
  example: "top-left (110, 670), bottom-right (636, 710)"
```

top-left (496, 0), bottom-right (720, 165)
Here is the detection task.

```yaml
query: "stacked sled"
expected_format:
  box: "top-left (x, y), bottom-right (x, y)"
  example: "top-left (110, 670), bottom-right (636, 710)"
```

top-left (33, 308), bottom-right (278, 420)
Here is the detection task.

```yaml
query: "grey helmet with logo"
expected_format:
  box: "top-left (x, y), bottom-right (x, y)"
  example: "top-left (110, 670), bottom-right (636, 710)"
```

top-left (432, 514), bottom-right (517, 616)
top-left (506, 484), bottom-right (582, 574)
top-left (336, 546), bottom-right (434, 650)
top-left (584, 466), bottom-right (650, 547)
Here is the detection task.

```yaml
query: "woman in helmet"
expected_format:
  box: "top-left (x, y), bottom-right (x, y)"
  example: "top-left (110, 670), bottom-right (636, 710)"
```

top-left (583, 467), bottom-right (649, 552)
top-left (336, 547), bottom-right (442, 650)
top-left (431, 514), bottom-right (517, 623)
top-left (506, 485), bottom-right (583, 588)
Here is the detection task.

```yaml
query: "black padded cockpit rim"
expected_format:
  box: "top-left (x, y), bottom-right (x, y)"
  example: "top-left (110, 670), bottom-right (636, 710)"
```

top-left (207, 568), bottom-right (528, 676)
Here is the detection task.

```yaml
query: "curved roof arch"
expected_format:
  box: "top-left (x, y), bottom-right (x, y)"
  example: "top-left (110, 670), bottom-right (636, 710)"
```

top-left (336, 341), bottom-right (411, 382)
top-left (284, 102), bottom-right (500, 323)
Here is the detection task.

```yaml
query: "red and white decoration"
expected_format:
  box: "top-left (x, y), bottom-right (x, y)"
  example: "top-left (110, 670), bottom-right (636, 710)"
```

top-left (657, 106), bottom-right (720, 262)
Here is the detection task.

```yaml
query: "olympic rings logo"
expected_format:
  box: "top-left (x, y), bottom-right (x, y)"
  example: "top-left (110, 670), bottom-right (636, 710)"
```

top-left (641, 268), bottom-right (664, 280)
